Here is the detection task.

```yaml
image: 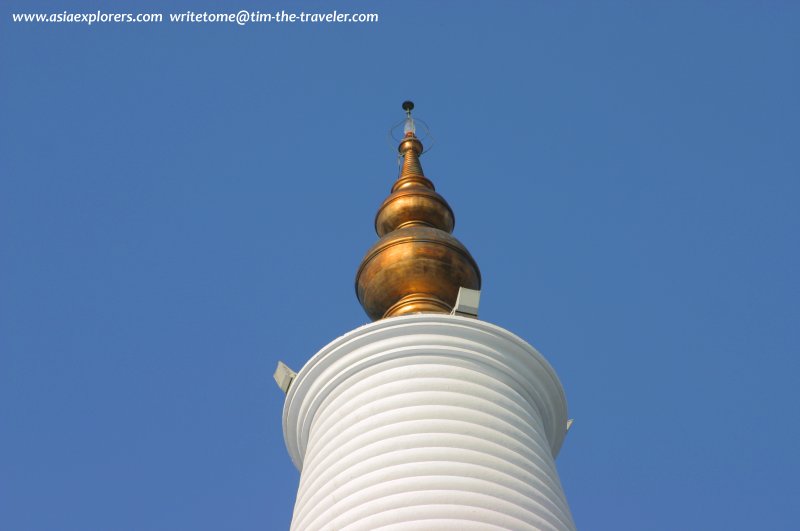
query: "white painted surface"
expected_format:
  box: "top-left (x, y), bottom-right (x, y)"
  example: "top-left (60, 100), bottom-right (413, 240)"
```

top-left (283, 314), bottom-right (575, 530)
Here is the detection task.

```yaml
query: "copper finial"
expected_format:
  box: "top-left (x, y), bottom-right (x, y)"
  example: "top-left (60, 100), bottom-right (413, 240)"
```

top-left (355, 104), bottom-right (481, 321)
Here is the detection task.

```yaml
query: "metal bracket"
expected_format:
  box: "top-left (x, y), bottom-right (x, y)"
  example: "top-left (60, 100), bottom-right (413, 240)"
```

top-left (274, 361), bottom-right (297, 394)
top-left (451, 287), bottom-right (481, 318)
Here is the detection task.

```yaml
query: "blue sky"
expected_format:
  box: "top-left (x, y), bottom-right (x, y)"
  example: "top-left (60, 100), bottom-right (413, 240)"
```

top-left (2, 1), bottom-right (798, 529)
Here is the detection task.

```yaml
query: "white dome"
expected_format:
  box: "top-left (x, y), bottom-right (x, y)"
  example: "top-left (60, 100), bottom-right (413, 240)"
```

top-left (283, 314), bottom-right (575, 531)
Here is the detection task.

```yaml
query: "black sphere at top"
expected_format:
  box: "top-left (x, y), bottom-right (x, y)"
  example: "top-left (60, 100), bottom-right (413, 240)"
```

top-left (402, 100), bottom-right (414, 112)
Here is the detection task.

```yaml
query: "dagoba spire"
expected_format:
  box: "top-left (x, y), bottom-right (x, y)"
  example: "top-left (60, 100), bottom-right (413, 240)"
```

top-left (279, 103), bottom-right (576, 530)
top-left (355, 101), bottom-right (481, 321)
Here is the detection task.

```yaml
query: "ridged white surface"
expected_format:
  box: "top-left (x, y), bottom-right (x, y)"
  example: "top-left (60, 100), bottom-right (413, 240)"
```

top-left (283, 315), bottom-right (575, 531)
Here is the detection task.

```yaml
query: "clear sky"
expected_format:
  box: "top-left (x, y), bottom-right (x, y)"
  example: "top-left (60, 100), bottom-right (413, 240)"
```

top-left (2, 1), bottom-right (798, 530)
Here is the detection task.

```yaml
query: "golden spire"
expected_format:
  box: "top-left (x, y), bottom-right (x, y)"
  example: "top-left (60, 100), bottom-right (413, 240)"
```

top-left (397, 135), bottom-right (425, 184)
top-left (355, 102), bottom-right (481, 321)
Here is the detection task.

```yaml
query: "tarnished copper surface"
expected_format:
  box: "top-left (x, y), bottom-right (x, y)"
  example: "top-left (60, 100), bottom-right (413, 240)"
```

top-left (374, 188), bottom-right (454, 236)
top-left (355, 104), bottom-right (481, 321)
top-left (356, 227), bottom-right (481, 321)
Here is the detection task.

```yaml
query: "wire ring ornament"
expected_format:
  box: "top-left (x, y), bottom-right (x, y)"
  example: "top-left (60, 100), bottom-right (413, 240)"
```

top-left (387, 100), bottom-right (435, 154)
